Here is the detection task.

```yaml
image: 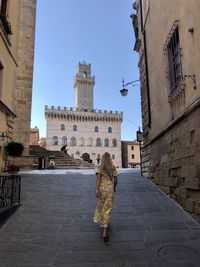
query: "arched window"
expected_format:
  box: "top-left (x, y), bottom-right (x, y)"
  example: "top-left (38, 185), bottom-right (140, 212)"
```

top-left (108, 127), bottom-right (112, 133)
top-left (52, 136), bottom-right (58, 145)
top-left (112, 138), bottom-right (117, 147)
top-left (71, 136), bottom-right (76, 146)
top-left (96, 138), bottom-right (102, 146)
top-left (95, 126), bottom-right (98, 132)
top-left (88, 137), bottom-right (93, 146)
top-left (61, 136), bottom-right (67, 145)
top-left (73, 125), bottom-right (77, 131)
top-left (60, 124), bottom-right (65, 131)
top-left (104, 138), bottom-right (109, 147)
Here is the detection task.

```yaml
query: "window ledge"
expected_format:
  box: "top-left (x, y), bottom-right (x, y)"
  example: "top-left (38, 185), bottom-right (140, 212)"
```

top-left (168, 82), bottom-right (185, 103)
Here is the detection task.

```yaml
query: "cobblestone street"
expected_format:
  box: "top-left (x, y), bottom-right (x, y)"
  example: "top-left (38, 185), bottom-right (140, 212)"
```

top-left (0, 169), bottom-right (200, 267)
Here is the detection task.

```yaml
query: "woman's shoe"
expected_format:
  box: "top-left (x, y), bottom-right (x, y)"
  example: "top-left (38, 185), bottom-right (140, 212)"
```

top-left (103, 234), bottom-right (109, 242)
top-left (103, 227), bottom-right (109, 242)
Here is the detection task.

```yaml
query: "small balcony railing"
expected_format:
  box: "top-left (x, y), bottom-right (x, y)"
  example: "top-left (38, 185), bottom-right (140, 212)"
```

top-left (0, 13), bottom-right (12, 35)
top-left (0, 175), bottom-right (21, 212)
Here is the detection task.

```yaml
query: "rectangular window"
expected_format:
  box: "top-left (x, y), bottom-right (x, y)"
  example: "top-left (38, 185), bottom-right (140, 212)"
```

top-left (0, 61), bottom-right (3, 99)
top-left (132, 154), bottom-right (134, 159)
top-left (131, 146), bottom-right (134, 150)
top-left (1, 0), bottom-right (7, 15)
top-left (166, 26), bottom-right (183, 95)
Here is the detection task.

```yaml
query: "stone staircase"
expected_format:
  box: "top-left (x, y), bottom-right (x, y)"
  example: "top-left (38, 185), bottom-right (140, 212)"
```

top-left (29, 145), bottom-right (95, 169)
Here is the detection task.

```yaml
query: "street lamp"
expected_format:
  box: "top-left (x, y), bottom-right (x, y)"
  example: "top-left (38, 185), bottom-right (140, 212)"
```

top-left (120, 78), bottom-right (140, 96)
top-left (136, 127), bottom-right (143, 176)
top-left (119, 78), bottom-right (143, 175)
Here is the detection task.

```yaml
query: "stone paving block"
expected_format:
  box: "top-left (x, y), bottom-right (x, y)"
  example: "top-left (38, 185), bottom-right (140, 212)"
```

top-left (110, 230), bottom-right (143, 242)
top-left (0, 251), bottom-right (53, 265)
top-left (143, 229), bottom-right (190, 246)
top-left (54, 251), bottom-right (98, 265)
top-left (111, 241), bottom-right (145, 251)
top-left (148, 221), bottom-right (189, 230)
top-left (5, 265), bottom-right (53, 267)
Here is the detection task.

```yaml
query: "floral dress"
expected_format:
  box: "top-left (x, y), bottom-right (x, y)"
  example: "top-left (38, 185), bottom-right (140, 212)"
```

top-left (93, 167), bottom-right (118, 227)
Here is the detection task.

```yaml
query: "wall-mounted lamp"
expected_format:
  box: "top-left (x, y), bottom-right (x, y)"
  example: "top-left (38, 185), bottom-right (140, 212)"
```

top-left (136, 127), bottom-right (143, 143)
top-left (184, 74), bottom-right (196, 89)
top-left (120, 78), bottom-right (140, 96)
top-left (136, 127), bottom-right (143, 176)
top-left (0, 132), bottom-right (6, 141)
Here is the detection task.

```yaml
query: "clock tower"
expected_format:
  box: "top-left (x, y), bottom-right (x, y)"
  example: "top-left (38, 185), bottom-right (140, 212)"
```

top-left (74, 62), bottom-right (95, 112)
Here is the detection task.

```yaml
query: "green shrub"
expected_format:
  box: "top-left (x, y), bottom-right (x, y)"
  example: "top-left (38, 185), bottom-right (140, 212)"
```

top-left (5, 142), bottom-right (24, 157)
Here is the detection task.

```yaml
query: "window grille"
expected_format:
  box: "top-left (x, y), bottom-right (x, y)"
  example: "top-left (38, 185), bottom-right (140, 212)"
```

top-left (73, 125), bottom-right (77, 131)
top-left (52, 136), bottom-right (58, 145)
top-left (164, 21), bottom-right (183, 96)
top-left (61, 136), bottom-right (67, 145)
top-left (71, 136), bottom-right (76, 146)
top-left (96, 138), bottom-right (102, 146)
top-left (60, 124), bottom-right (65, 131)
top-left (104, 138), bottom-right (109, 147)
top-left (112, 138), bottom-right (117, 147)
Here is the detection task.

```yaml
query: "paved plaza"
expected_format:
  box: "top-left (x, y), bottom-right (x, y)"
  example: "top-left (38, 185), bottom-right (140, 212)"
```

top-left (0, 169), bottom-right (200, 266)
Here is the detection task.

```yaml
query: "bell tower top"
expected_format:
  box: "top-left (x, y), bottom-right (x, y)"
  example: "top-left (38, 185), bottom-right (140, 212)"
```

top-left (74, 62), bottom-right (95, 112)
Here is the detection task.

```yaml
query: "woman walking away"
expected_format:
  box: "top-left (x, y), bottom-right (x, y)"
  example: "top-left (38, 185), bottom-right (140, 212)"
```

top-left (93, 152), bottom-right (118, 242)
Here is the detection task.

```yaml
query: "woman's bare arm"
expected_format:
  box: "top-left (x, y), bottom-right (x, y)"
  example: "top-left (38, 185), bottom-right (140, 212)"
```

top-left (96, 173), bottom-right (101, 198)
top-left (114, 176), bottom-right (118, 192)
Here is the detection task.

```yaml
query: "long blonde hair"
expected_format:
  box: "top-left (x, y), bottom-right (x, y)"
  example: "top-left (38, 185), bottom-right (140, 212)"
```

top-left (99, 152), bottom-right (115, 177)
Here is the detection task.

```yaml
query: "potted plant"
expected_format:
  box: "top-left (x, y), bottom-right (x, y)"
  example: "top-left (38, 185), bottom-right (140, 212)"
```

top-left (4, 141), bottom-right (24, 174)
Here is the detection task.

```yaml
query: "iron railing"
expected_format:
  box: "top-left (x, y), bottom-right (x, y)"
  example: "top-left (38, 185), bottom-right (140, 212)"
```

top-left (0, 175), bottom-right (21, 210)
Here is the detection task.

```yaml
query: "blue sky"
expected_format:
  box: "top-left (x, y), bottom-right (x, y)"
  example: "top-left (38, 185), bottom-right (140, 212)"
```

top-left (31, 0), bottom-right (141, 140)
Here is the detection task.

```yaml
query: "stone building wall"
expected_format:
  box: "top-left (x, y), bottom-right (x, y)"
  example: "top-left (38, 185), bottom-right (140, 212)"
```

top-left (132, 0), bottom-right (200, 220)
top-left (13, 0), bottom-right (37, 155)
top-left (121, 141), bottom-right (140, 168)
top-left (148, 101), bottom-right (200, 221)
top-left (45, 106), bottom-right (123, 167)
top-left (30, 127), bottom-right (39, 145)
top-left (0, 1), bottom-right (21, 170)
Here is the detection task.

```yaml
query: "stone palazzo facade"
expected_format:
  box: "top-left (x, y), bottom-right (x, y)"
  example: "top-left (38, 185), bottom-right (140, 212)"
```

top-left (0, 0), bottom-right (36, 170)
top-left (132, 0), bottom-right (200, 221)
top-left (45, 62), bottom-right (123, 167)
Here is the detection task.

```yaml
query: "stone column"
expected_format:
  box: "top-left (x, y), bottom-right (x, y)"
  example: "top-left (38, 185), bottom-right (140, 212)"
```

top-left (13, 0), bottom-right (37, 155)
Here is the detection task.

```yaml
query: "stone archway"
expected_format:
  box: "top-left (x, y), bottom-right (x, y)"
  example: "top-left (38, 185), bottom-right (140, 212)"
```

top-left (82, 153), bottom-right (90, 162)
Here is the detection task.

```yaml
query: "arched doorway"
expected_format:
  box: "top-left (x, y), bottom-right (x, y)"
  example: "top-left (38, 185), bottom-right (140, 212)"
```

top-left (82, 153), bottom-right (90, 162)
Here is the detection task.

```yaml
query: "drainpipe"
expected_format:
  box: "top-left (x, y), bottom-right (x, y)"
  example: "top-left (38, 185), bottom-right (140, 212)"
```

top-left (139, 0), bottom-right (151, 128)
